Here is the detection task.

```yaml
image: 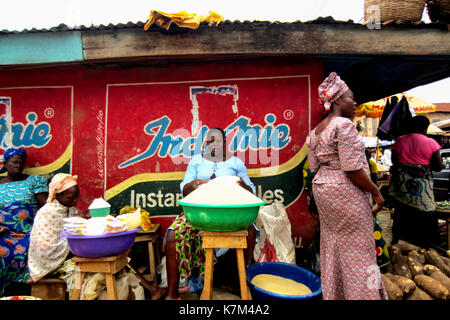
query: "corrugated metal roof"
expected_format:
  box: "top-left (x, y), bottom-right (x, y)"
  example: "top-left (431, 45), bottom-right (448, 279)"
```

top-left (0, 16), bottom-right (446, 34)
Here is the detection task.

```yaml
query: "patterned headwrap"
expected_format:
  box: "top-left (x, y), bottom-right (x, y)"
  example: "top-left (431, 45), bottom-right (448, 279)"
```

top-left (47, 173), bottom-right (78, 203)
top-left (0, 147), bottom-right (28, 174)
top-left (318, 72), bottom-right (350, 111)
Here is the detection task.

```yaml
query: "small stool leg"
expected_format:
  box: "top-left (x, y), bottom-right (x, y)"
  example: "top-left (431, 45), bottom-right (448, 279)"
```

top-left (149, 241), bottom-right (156, 286)
top-left (236, 248), bottom-right (250, 300)
top-left (69, 271), bottom-right (85, 300)
top-left (200, 248), bottom-right (214, 300)
top-left (105, 273), bottom-right (118, 300)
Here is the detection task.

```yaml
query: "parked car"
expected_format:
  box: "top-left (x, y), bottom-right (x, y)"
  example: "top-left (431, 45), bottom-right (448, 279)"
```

top-left (433, 148), bottom-right (450, 202)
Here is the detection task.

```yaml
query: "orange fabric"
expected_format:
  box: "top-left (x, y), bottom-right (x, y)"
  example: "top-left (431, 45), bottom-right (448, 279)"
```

top-left (47, 173), bottom-right (78, 203)
top-left (144, 10), bottom-right (224, 30)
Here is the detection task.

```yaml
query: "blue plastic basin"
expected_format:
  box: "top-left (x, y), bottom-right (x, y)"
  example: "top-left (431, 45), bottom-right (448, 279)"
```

top-left (246, 262), bottom-right (322, 300)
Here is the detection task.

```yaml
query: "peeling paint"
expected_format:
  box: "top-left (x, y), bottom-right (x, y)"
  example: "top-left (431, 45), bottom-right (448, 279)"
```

top-left (189, 85), bottom-right (239, 134)
top-left (0, 97), bottom-right (13, 149)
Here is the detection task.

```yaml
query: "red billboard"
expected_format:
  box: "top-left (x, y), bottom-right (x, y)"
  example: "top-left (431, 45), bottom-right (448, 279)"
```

top-left (0, 59), bottom-right (323, 248)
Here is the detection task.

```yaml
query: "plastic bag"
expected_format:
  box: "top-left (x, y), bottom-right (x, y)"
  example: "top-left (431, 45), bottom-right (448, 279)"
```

top-left (119, 206), bottom-right (153, 231)
top-left (97, 272), bottom-right (145, 300)
top-left (80, 271), bottom-right (145, 300)
top-left (157, 256), bottom-right (189, 289)
top-left (253, 202), bottom-right (296, 264)
top-left (80, 273), bottom-right (106, 300)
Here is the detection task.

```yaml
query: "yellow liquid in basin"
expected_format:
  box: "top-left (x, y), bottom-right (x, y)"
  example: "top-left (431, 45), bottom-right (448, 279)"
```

top-left (251, 274), bottom-right (312, 296)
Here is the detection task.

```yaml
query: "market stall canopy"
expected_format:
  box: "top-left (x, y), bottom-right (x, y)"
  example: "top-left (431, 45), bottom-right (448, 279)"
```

top-left (427, 124), bottom-right (446, 135)
top-left (1, 17), bottom-right (450, 104)
top-left (361, 136), bottom-right (394, 148)
top-left (355, 93), bottom-right (436, 118)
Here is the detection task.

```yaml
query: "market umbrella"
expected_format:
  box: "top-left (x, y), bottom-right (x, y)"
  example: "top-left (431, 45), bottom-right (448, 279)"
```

top-left (427, 124), bottom-right (445, 135)
top-left (357, 93), bottom-right (436, 118)
top-left (361, 137), bottom-right (394, 148)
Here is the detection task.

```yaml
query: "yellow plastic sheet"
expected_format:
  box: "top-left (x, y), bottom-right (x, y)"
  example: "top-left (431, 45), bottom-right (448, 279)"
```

top-left (119, 206), bottom-right (153, 232)
top-left (144, 10), bottom-right (224, 30)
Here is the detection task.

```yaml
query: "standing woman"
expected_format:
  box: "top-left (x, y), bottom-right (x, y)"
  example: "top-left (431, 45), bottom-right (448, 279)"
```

top-left (388, 116), bottom-right (444, 248)
top-left (306, 72), bottom-right (387, 300)
top-left (0, 148), bottom-right (48, 295)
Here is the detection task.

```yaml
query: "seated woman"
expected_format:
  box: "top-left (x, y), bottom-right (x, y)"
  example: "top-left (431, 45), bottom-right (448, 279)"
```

top-left (163, 128), bottom-right (257, 300)
top-left (0, 148), bottom-right (48, 296)
top-left (27, 173), bottom-right (79, 282)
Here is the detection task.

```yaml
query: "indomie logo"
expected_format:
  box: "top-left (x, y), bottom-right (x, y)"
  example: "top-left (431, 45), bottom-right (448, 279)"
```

top-left (119, 113), bottom-right (291, 168)
top-left (0, 112), bottom-right (52, 149)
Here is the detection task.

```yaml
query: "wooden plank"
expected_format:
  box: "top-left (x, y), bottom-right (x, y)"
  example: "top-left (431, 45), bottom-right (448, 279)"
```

top-left (77, 261), bottom-right (112, 273)
top-left (200, 231), bottom-right (248, 237)
top-left (200, 248), bottom-right (214, 300)
top-left (31, 281), bottom-right (66, 300)
top-left (137, 223), bottom-right (160, 233)
top-left (105, 273), bottom-right (118, 300)
top-left (236, 249), bottom-right (250, 300)
top-left (81, 24), bottom-right (450, 62)
top-left (111, 255), bottom-right (129, 274)
top-left (0, 32), bottom-right (83, 66)
top-left (134, 234), bottom-right (158, 242)
top-left (202, 235), bottom-right (247, 249)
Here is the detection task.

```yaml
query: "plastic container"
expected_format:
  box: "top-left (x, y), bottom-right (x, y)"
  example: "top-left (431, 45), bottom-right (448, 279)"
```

top-left (89, 207), bottom-right (110, 217)
top-left (246, 262), bottom-right (322, 300)
top-left (60, 228), bottom-right (140, 258)
top-left (178, 201), bottom-right (265, 232)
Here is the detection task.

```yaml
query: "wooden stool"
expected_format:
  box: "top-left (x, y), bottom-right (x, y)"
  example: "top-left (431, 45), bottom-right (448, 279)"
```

top-left (30, 278), bottom-right (66, 300)
top-left (133, 224), bottom-right (161, 285)
top-left (69, 250), bottom-right (129, 300)
top-left (200, 230), bottom-right (251, 300)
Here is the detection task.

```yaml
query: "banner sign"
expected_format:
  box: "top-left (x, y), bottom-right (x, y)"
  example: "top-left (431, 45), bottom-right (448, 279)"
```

top-left (104, 75), bottom-right (315, 246)
top-left (0, 87), bottom-right (73, 177)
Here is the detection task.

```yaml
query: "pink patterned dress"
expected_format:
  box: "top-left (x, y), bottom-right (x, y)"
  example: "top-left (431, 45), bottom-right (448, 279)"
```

top-left (306, 117), bottom-right (388, 300)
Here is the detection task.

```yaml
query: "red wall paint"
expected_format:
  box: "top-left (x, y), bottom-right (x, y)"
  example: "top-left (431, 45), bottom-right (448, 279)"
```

top-left (0, 57), bottom-right (324, 249)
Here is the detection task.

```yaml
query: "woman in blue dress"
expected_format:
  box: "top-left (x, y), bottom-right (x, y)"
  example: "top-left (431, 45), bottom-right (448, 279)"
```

top-left (162, 128), bottom-right (257, 300)
top-left (0, 148), bottom-right (48, 296)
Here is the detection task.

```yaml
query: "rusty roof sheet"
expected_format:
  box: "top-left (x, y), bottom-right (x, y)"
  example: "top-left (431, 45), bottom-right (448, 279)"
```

top-left (1, 16), bottom-right (447, 34)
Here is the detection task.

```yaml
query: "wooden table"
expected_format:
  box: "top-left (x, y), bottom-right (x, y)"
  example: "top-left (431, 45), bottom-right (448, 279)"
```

top-left (133, 223), bottom-right (161, 285)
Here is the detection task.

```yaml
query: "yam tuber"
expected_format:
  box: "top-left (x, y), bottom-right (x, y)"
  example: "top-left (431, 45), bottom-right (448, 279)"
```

top-left (381, 274), bottom-right (403, 300)
top-left (423, 264), bottom-right (450, 291)
top-left (414, 274), bottom-right (450, 300)
top-left (425, 248), bottom-right (450, 277)
top-left (389, 245), bottom-right (412, 279)
top-left (407, 250), bottom-right (424, 277)
top-left (441, 255), bottom-right (450, 268)
top-left (423, 264), bottom-right (440, 275)
top-left (397, 240), bottom-right (421, 253)
top-left (417, 252), bottom-right (426, 265)
top-left (406, 287), bottom-right (434, 300)
top-left (384, 273), bottom-right (416, 295)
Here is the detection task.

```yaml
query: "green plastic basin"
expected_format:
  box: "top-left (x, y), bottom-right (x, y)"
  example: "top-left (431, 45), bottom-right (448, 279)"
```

top-left (89, 207), bottom-right (110, 217)
top-left (178, 200), bottom-right (265, 232)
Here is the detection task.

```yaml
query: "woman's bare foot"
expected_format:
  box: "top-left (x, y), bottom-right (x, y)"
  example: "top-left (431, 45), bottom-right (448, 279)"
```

top-left (149, 286), bottom-right (167, 300)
